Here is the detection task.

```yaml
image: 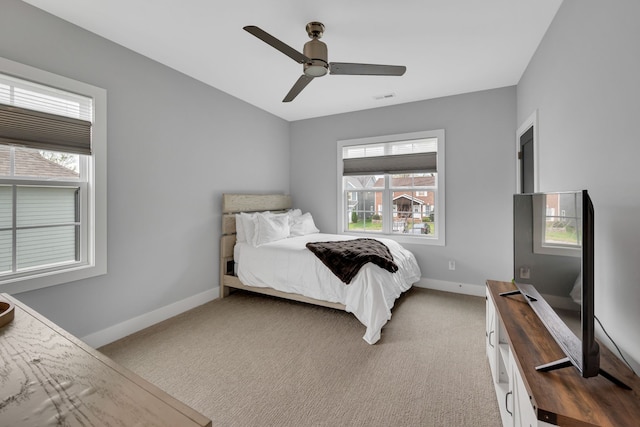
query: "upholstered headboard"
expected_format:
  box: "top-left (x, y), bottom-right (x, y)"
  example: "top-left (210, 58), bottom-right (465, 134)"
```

top-left (219, 194), bottom-right (292, 290)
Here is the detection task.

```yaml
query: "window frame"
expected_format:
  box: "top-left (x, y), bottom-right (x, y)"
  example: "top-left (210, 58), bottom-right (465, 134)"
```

top-left (337, 130), bottom-right (445, 245)
top-left (0, 56), bottom-right (107, 294)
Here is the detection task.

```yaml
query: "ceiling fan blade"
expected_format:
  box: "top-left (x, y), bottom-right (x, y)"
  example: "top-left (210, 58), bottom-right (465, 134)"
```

top-left (329, 62), bottom-right (406, 76)
top-left (243, 25), bottom-right (310, 64)
top-left (283, 75), bottom-right (314, 102)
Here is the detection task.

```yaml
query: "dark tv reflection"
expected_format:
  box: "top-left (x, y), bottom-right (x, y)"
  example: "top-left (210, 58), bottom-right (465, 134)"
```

top-left (510, 191), bottom-right (630, 389)
top-left (513, 192), bottom-right (582, 320)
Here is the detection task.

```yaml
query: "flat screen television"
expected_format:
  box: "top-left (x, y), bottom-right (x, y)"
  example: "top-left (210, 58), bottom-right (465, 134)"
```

top-left (507, 190), bottom-right (629, 389)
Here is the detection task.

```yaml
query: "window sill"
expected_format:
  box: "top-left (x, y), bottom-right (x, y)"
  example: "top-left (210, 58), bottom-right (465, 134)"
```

top-left (339, 231), bottom-right (444, 246)
top-left (0, 262), bottom-right (106, 295)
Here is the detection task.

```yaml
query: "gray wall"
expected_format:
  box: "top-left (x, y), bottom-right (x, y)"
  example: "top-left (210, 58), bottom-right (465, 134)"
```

top-left (0, 0), bottom-right (290, 338)
top-left (290, 87), bottom-right (517, 291)
top-left (517, 0), bottom-right (640, 369)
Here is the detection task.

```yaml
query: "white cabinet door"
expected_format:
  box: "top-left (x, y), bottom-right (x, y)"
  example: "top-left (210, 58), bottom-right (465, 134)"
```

top-left (487, 289), bottom-right (514, 426)
top-left (486, 292), bottom-right (497, 374)
top-left (509, 350), bottom-right (556, 427)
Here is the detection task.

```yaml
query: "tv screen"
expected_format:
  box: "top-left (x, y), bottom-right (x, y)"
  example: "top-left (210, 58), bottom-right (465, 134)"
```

top-left (510, 190), bottom-right (630, 388)
top-left (512, 191), bottom-right (599, 377)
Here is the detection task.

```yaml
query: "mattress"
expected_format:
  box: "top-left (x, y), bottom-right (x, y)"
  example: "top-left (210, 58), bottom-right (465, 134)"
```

top-left (234, 233), bottom-right (421, 344)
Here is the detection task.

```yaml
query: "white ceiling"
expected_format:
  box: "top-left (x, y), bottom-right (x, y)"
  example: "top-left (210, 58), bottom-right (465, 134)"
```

top-left (22, 0), bottom-right (562, 122)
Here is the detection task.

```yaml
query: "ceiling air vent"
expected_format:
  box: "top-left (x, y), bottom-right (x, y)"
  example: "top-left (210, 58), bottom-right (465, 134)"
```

top-left (373, 93), bottom-right (396, 100)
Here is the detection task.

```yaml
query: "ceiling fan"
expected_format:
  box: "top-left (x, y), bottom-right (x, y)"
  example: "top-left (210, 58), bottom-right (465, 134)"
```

top-left (243, 22), bottom-right (407, 102)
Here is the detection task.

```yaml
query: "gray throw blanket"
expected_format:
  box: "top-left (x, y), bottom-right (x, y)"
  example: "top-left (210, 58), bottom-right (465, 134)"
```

top-left (305, 238), bottom-right (398, 284)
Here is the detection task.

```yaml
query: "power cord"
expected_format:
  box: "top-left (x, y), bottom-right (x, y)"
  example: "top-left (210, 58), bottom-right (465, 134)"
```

top-left (595, 315), bottom-right (637, 376)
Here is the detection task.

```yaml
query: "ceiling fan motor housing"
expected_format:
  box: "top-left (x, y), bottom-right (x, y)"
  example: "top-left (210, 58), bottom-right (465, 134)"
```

top-left (303, 22), bottom-right (328, 77)
top-left (303, 38), bottom-right (328, 76)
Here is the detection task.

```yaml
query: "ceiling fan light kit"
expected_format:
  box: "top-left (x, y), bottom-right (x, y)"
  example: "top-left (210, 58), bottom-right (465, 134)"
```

top-left (244, 21), bottom-right (406, 102)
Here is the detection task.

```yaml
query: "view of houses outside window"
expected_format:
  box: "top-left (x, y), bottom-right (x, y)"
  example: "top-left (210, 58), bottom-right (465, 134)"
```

top-left (345, 173), bottom-right (436, 235)
top-left (543, 192), bottom-right (581, 247)
top-left (530, 192), bottom-right (581, 257)
top-left (0, 145), bottom-right (84, 276)
top-left (339, 130), bottom-right (445, 244)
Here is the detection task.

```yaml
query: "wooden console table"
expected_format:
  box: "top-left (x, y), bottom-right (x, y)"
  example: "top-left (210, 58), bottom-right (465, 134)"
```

top-left (0, 293), bottom-right (212, 427)
top-left (486, 280), bottom-right (640, 426)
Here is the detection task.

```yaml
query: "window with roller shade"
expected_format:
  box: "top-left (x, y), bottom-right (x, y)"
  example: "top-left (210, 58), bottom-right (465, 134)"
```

top-left (0, 58), bottom-right (106, 292)
top-left (338, 130), bottom-right (445, 245)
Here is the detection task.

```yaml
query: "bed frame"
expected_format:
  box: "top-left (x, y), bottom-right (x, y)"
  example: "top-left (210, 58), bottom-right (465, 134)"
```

top-left (219, 193), bottom-right (346, 310)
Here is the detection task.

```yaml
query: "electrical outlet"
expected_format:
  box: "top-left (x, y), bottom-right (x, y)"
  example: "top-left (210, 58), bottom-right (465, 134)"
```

top-left (520, 266), bottom-right (530, 279)
top-left (448, 260), bottom-right (456, 270)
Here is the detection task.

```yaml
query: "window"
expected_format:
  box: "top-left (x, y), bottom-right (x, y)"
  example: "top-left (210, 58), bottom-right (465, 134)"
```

top-left (0, 57), bottom-right (106, 293)
top-left (337, 130), bottom-right (445, 245)
top-left (532, 192), bottom-right (581, 257)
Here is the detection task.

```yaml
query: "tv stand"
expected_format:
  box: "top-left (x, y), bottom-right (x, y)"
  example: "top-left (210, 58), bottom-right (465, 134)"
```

top-left (499, 285), bottom-right (630, 390)
top-left (486, 280), bottom-right (640, 426)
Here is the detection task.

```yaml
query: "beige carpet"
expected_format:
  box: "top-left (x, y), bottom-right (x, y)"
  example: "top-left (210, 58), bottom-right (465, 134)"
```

top-left (99, 288), bottom-right (501, 427)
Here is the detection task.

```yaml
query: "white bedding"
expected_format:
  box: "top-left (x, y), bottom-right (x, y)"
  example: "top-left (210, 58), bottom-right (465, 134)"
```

top-left (234, 233), bottom-right (421, 344)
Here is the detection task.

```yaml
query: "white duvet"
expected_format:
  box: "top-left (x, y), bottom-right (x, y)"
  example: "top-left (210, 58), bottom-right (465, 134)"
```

top-left (235, 233), bottom-right (421, 344)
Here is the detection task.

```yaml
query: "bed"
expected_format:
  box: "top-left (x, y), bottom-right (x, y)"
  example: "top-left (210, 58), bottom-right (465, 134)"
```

top-left (219, 193), bottom-right (421, 344)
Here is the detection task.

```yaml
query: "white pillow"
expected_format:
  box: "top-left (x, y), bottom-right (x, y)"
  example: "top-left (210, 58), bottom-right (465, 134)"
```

top-left (290, 212), bottom-right (320, 236)
top-left (254, 213), bottom-right (290, 246)
top-left (239, 212), bottom-right (259, 246)
top-left (235, 214), bottom-right (246, 243)
top-left (287, 208), bottom-right (302, 224)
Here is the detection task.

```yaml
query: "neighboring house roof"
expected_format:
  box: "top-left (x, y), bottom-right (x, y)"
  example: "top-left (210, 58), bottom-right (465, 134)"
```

top-left (0, 146), bottom-right (79, 178)
top-left (373, 176), bottom-right (436, 188)
top-left (380, 176), bottom-right (436, 187)
top-left (393, 194), bottom-right (425, 204)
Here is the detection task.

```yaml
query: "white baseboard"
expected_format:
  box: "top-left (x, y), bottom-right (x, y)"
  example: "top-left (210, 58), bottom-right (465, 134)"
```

top-left (82, 286), bottom-right (220, 348)
top-left (414, 278), bottom-right (485, 297)
top-left (83, 279), bottom-right (485, 348)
